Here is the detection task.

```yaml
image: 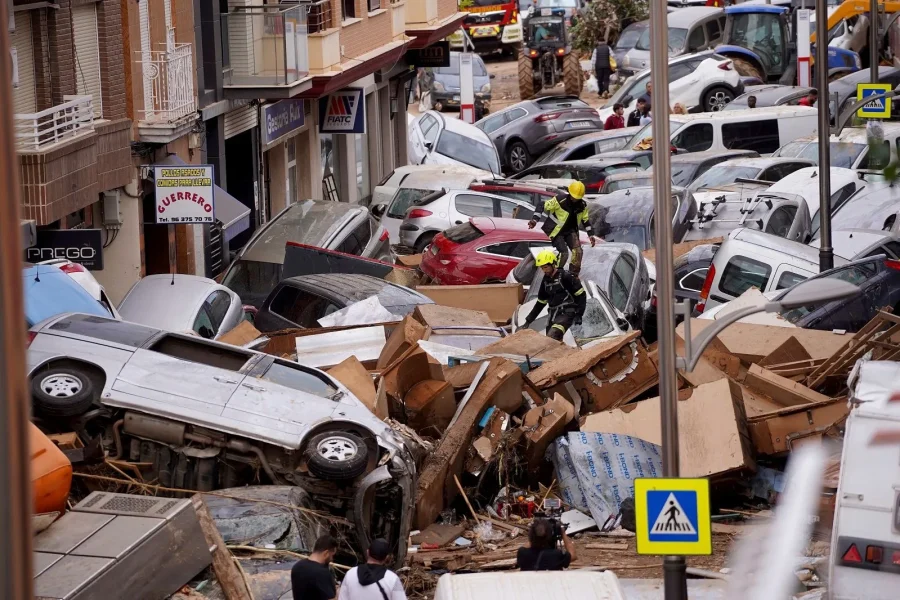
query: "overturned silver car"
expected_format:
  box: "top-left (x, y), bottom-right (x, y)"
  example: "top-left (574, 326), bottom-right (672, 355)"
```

top-left (27, 313), bottom-right (414, 563)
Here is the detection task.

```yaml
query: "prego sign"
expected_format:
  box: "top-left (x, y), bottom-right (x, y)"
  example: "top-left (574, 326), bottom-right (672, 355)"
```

top-left (25, 229), bottom-right (104, 270)
top-left (153, 165), bottom-right (216, 224)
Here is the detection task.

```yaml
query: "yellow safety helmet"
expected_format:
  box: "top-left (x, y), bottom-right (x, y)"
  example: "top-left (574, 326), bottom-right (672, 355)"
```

top-left (568, 180), bottom-right (586, 200)
top-left (535, 249), bottom-right (559, 268)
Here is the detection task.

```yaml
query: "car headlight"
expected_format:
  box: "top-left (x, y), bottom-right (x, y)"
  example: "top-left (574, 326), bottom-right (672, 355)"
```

top-left (433, 81), bottom-right (446, 92)
top-left (480, 83), bottom-right (491, 93)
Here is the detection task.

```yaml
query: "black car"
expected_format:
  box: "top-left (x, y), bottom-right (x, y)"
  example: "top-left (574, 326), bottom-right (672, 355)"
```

top-left (670, 150), bottom-right (759, 188)
top-left (586, 186), bottom-right (698, 250)
top-left (725, 85), bottom-right (814, 110)
top-left (475, 96), bottom-right (605, 174)
top-left (532, 128), bottom-right (643, 166)
top-left (778, 256), bottom-right (900, 333)
top-left (673, 243), bottom-right (718, 312)
top-left (255, 273), bottom-right (433, 332)
top-left (511, 158), bottom-right (641, 192)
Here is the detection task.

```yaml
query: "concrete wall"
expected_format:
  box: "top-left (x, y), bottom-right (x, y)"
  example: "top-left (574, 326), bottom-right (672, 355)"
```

top-left (92, 183), bottom-right (143, 304)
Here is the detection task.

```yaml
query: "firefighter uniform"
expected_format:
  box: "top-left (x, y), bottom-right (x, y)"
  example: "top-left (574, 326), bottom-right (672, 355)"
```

top-left (529, 181), bottom-right (595, 276)
top-left (523, 251), bottom-right (588, 341)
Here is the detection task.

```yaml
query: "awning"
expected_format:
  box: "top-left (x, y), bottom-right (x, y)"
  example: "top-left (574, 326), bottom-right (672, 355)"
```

top-left (154, 155), bottom-right (251, 242)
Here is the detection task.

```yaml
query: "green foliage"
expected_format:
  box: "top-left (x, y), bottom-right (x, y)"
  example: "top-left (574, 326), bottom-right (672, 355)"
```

top-left (570, 0), bottom-right (650, 54)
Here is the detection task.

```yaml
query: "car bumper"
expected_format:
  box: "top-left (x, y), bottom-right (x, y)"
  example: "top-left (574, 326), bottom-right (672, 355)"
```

top-left (433, 92), bottom-right (493, 107)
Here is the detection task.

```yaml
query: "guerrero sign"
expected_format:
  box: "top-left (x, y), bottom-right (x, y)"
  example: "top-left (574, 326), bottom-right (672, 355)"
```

top-left (318, 88), bottom-right (366, 134)
top-left (154, 165), bottom-right (216, 224)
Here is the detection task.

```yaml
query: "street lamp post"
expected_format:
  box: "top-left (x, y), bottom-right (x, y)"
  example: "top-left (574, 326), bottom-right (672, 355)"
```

top-left (816, 0), bottom-right (834, 272)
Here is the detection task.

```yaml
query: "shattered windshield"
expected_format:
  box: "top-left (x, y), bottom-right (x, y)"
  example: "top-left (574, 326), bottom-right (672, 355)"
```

top-left (436, 130), bottom-right (501, 174)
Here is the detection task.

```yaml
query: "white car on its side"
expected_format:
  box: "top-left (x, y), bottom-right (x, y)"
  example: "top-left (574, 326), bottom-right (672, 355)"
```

top-left (39, 258), bottom-right (121, 319)
top-left (597, 51), bottom-right (743, 122)
top-left (408, 111), bottom-right (501, 175)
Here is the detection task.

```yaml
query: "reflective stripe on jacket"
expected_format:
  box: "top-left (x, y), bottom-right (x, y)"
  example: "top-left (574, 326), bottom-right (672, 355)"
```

top-left (537, 195), bottom-right (593, 239)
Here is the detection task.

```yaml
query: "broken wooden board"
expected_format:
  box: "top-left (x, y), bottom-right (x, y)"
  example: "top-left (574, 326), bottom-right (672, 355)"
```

top-left (411, 523), bottom-right (466, 547)
top-left (743, 364), bottom-right (833, 408)
top-left (377, 315), bottom-right (427, 370)
top-left (413, 304), bottom-right (496, 330)
top-left (479, 328), bottom-right (576, 362)
top-left (806, 310), bottom-right (900, 389)
top-left (404, 379), bottom-right (456, 435)
top-left (528, 331), bottom-right (642, 388)
top-left (759, 336), bottom-right (812, 368)
top-left (582, 379), bottom-right (755, 478)
top-left (327, 356), bottom-right (379, 417)
top-left (217, 321), bottom-right (262, 347)
top-left (522, 394), bottom-right (575, 468)
top-left (748, 397), bottom-right (850, 455)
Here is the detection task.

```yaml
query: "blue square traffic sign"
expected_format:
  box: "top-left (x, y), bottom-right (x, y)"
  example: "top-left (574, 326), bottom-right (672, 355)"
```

top-left (647, 490), bottom-right (700, 543)
top-left (857, 83), bottom-right (892, 119)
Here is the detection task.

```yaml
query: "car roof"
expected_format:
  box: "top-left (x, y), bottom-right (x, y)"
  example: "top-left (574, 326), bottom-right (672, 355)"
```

top-left (670, 150), bottom-right (757, 165)
top-left (734, 85), bottom-right (811, 103)
top-left (667, 6), bottom-right (722, 25)
top-left (23, 265), bottom-right (110, 326)
top-left (669, 105), bottom-right (817, 123)
top-left (590, 187), bottom-right (658, 222)
top-left (713, 156), bottom-right (815, 169)
top-left (435, 111), bottom-right (494, 143)
top-left (768, 166), bottom-right (861, 197)
top-left (540, 158), bottom-right (642, 169)
top-left (552, 127), bottom-right (642, 149)
top-left (726, 4), bottom-right (785, 14)
top-left (118, 275), bottom-right (223, 333)
top-left (603, 171), bottom-right (654, 182)
top-left (403, 169), bottom-right (490, 189)
top-left (240, 200), bottom-right (364, 264)
top-left (786, 123), bottom-right (900, 146)
top-left (827, 181), bottom-right (900, 232)
top-left (474, 179), bottom-right (565, 194)
top-left (281, 273), bottom-right (431, 308)
top-left (827, 228), bottom-right (895, 258)
top-left (729, 229), bottom-right (822, 261)
top-left (830, 66), bottom-right (900, 93)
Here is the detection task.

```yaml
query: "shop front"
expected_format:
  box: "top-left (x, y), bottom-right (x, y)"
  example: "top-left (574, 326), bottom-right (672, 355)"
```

top-left (261, 99), bottom-right (320, 217)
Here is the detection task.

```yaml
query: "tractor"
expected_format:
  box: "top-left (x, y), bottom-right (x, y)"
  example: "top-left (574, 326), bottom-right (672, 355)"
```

top-left (715, 4), bottom-right (861, 85)
top-left (518, 7), bottom-right (583, 100)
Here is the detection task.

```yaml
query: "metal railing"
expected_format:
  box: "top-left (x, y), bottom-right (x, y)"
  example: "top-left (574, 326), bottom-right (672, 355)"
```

top-left (305, 0), bottom-right (334, 33)
top-left (138, 43), bottom-right (197, 123)
top-left (221, 4), bottom-right (309, 87)
top-left (14, 95), bottom-right (95, 152)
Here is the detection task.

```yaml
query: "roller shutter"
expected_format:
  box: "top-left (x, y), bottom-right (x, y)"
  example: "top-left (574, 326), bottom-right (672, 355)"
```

top-left (12, 11), bottom-right (35, 115)
top-left (224, 103), bottom-right (258, 139)
top-left (72, 4), bottom-right (103, 116)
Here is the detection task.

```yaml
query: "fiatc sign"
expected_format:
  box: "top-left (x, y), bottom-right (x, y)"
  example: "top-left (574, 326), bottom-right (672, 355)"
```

top-left (153, 165), bottom-right (216, 224)
top-left (318, 88), bottom-right (366, 134)
top-left (25, 229), bottom-right (104, 270)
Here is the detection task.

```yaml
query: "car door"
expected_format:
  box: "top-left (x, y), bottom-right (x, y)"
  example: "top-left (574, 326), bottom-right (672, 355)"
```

top-left (452, 193), bottom-right (496, 224)
top-left (116, 334), bottom-right (255, 416)
top-left (408, 114), bottom-right (430, 163)
top-left (475, 240), bottom-right (532, 282)
top-left (668, 60), bottom-right (701, 107)
top-left (418, 115), bottom-right (441, 165)
top-left (479, 111), bottom-right (509, 153)
top-left (226, 357), bottom-right (341, 448)
top-left (608, 252), bottom-right (638, 320)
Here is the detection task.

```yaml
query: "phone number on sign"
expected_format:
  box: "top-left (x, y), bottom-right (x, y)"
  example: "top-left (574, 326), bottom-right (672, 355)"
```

top-left (158, 216), bottom-right (215, 224)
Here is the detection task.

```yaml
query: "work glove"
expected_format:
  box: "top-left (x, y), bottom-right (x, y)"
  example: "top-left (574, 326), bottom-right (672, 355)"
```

top-left (527, 219), bottom-right (537, 230)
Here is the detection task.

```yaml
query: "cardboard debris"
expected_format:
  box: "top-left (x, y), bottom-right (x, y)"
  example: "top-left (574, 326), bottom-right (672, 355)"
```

top-left (414, 358), bottom-right (523, 529)
top-left (416, 284), bottom-right (525, 324)
top-left (377, 315), bottom-right (427, 370)
top-left (411, 523), bottom-right (466, 547)
top-left (396, 253), bottom-right (423, 268)
top-left (642, 237), bottom-right (723, 264)
top-left (758, 336), bottom-right (812, 368)
top-left (217, 321), bottom-right (263, 347)
top-left (582, 379), bottom-right (755, 478)
top-left (443, 361), bottom-right (488, 388)
top-left (523, 394), bottom-right (575, 468)
top-left (677, 320), bottom-right (849, 366)
top-left (743, 364), bottom-right (833, 407)
top-left (413, 304), bottom-right (496, 332)
top-left (294, 325), bottom-right (386, 369)
top-left (404, 379), bottom-right (456, 435)
top-left (479, 328), bottom-right (574, 362)
top-left (327, 356), bottom-right (379, 417)
top-left (528, 332), bottom-right (642, 388)
top-left (747, 397), bottom-right (849, 455)
top-left (380, 347), bottom-right (444, 421)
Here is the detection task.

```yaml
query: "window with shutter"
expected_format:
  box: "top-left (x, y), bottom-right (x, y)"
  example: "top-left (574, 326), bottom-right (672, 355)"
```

top-left (12, 11), bottom-right (36, 115)
top-left (72, 4), bottom-right (103, 116)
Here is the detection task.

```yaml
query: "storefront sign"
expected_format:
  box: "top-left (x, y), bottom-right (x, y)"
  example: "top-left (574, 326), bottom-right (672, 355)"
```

top-left (408, 41), bottom-right (451, 68)
top-left (318, 88), bottom-right (366, 134)
top-left (25, 229), bottom-right (104, 270)
top-left (153, 165), bottom-right (215, 224)
top-left (261, 99), bottom-right (306, 145)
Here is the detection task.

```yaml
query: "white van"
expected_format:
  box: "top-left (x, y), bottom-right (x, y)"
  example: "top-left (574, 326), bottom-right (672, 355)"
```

top-left (773, 122), bottom-right (900, 169)
top-left (434, 571), bottom-right (627, 600)
top-left (695, 228), bottom-right (848, 313)
top-left (830, 361), bottom-right (900, 600)
top-left (628, 106), bottom-right (819, 155)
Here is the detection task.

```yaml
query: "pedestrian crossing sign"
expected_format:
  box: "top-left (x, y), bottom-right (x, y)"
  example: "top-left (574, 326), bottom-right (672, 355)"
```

top-left (635, 478), bottom-right (712, 555)
top-left (857, 83), bottom-right (892, 119)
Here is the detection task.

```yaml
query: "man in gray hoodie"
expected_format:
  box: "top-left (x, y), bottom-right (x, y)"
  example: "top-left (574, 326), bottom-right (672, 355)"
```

top-left (338, 539), bottom-right (406, 600)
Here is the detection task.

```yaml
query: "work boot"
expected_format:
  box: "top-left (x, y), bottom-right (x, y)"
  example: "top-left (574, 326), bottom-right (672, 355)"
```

top-left (568, 263), bottom-right (581, 277)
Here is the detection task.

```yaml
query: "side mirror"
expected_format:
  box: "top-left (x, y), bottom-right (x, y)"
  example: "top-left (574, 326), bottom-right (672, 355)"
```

top-left (424, 141), bottom-right (433, 151)
top-left (371, 203), bottom-right (387, 219)
top-left (616, 317), bottom-right (630, 331)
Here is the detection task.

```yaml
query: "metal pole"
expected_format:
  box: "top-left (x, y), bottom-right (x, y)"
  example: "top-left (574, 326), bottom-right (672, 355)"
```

top-left (0, 1), bottom-right (35, 598)
top-left (816, 0), bottom-right (833, 272)
top-left (648, 0), bottom-right (684, 595)
top-left (870, 0), bottom-right (879, 84)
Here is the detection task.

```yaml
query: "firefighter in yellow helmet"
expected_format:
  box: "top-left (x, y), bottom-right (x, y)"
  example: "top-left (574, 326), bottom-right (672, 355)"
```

top-left (527, 180), bottom-right (596, 276)
top-left (521, 249), bottom-right (587, 341)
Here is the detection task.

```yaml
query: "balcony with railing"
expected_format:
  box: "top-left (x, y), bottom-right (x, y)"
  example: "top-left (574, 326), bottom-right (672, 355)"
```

top-left (14, 95), bottom-right (95, 152)
top-left (405, 0), bottom-right (466, 49)
top-left (221, 4), bottom-right (311, 99)
top-left (136, 42), bottom-right (197, 142)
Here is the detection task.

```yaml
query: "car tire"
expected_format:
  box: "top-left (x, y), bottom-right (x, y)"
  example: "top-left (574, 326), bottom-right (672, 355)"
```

top-left (414, 232), bottom-right (436, 253)
top-left (31, 363), bottom-right (97, 417)
top-left (306, 431), bottom-right (369, 481)
top-left (703, 86), bottom-right (734, 111)
top-left (506, 141), bottom-right (531, 173)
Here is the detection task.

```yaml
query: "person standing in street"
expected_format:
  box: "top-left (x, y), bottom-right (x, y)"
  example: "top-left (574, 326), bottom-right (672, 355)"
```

top-left (417, 68), bottom-right (434, 113)
top-left (639, 103), bottom-right (652, 125)
top-left (627, 98), bottom-right (647, 127)
top-left (639, 81), bottom-right (652, 105)
top-left (292, 535), bottom-right (338, 600)
top-left (338, 538), bottom-right (406, 600)
top-left (594, 37), bottom-right (612, 98)
top-left (604, 103), bottom-right (625, 129)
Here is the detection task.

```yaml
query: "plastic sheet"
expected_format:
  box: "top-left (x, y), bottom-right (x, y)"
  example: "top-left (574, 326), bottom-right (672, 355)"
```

top-left (318, 295), bottom-right (396, 327)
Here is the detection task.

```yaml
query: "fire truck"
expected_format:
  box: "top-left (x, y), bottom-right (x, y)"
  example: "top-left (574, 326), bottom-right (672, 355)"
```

top-left (449, 0), bottom-right (523, 56)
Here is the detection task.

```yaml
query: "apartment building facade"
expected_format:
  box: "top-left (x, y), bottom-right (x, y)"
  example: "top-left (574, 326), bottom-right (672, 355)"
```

top-left (10, 0), bottom-right (132, 298)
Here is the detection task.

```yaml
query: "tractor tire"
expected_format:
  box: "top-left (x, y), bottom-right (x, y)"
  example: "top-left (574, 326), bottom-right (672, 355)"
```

top-left (518, 52), bottom-right (536, 100)
top-left (563, 52), bottom-right (583, 97)
top-left (729, 57), bottom-right (763, 81)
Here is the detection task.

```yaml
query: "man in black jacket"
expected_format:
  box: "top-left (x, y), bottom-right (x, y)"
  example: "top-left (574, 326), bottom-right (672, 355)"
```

top-left (594, 38), bottom-right (612, 97)
top-left (627, 98), bottom-right (647, 127)
top-left (522, 250), bottom-right (587, 341)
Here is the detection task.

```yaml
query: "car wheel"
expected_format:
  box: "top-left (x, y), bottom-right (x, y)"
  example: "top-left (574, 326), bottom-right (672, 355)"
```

top-left (306, 432), bottom-right (370, 481)
top-left (506, 141), bottom-right (531, 173)
top-left (703, 87), bottom-right (734, 112)
top-left (31, 363), bottom-right (97, 417)
top-left (414, 231), bottom-right (436, 253)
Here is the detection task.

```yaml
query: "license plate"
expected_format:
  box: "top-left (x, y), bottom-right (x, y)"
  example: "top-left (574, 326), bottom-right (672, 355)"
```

top-left (453, 95), bottom-right (460, 102)
top-left (473, 26), bottom-right (497, 37)
top-left (567, 120), bottom-right (592, 129)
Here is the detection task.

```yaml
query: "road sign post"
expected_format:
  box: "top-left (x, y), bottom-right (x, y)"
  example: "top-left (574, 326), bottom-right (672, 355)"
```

top-left (796, 9), bottom-right (811, 88)
top-left (857, 83), bottom-right (893, 119)
top-left (636, 478), bottom-right (712, 557)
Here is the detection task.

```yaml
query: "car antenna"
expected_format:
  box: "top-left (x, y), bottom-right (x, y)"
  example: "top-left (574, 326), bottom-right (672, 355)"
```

top-left (34, 265), bottom-right (40, 282)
